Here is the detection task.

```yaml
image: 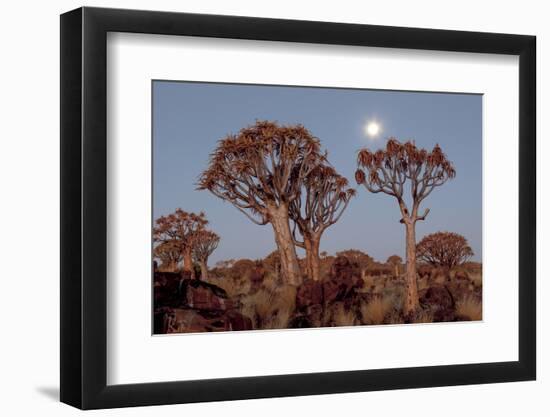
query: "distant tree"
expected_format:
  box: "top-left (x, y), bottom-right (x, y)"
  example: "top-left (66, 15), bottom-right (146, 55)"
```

top-left (215, 259), bottom-right (236, 269)
top-left (192, 230), bottom-right (220, 280)
top-left (336, 249), bottom-right (373, 278)
top-left (153, 240), bottom-right (183, 272)
top-left (153, 209), bottom-right (208, 279)
top-left (416, 232), bottom-right (473, 269)
top-left (386, 255), bottom-right (403, 277)
top-left (198, 121), bottom-right (323, 285)
top-left (289, 164), bottom-right (355, 281)
top-left (356, 138), bottom-right (455, 314)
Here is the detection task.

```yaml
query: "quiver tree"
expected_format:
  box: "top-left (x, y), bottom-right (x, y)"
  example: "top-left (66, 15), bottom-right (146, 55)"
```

top-left (386, 255), bottom-right (403, 278)
top-left (289, 164), bottom-right (355, 281)
top-left (198, 121), bottom-right (323, 286)
top-left (153, 240), bottom-right (183, 272)
top-left (417, 231), bottom-right (473, 270)
top-left (192, 230), bottom-right (220, 280)
top-left (355, 138), bottom-right (455, 314)
top-left (335, 249), bottom-right (373, 280)
top-left (153, 209), bottom-right (208, 279)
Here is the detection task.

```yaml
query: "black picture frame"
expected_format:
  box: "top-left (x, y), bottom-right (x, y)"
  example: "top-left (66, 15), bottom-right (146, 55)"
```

top-left (60, 6), bottom-right (536, 410)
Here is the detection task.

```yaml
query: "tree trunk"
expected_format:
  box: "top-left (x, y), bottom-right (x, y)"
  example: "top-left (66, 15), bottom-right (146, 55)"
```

top-left (309, 235), bottom-right (321, 282)
top-left (303, 238), bottom-right (312, 279)
top-left (182, 246), bottom-right (195, 279)
top-left (199, 260), bottom-right (208, 280)
top-left (404, 222), bottom-right (419, 314)
top-left (164, 260), bottom-right (178, 272)
top-left (269, 203), bottom-right (302, 286)
top-left (394, 264), bottom-right (399, 278)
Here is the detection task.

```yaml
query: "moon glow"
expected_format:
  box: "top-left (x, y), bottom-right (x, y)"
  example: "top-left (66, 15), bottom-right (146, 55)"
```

top-left (365, 121), bottom-right (381, 138)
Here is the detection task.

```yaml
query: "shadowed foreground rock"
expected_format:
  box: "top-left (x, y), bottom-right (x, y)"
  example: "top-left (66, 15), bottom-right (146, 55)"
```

top-left (154, 272), bottom-right (252, 333)
top-left (419, 285), bottom-right (463, 322)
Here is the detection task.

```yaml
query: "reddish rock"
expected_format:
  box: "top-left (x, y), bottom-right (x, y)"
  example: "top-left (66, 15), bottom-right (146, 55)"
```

top-left (156, 308), bottom-right (230, 333)
top-left (419, 285), bottom-right (456, 322)
top-left (226, 311), bottom-right (253, 331)
top-left (296, 279), bottom-right (324, 310)
top-left (181, 279), bottom-right (233, 311)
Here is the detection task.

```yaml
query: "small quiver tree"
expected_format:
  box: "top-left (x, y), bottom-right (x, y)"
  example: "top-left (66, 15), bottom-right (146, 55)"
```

top-left (289, 164), bottom-right (355, 281)
top-left (192, 230), bottom-right (220, 280)
top-left (198, 121), bottom-right (323, 286)
top-left (335, 249), bottom-right (373, 280)
top-left (386, 255), bottom-right (403, 278)
top-left (416, 231), bottom-right (473, 270)
top-left (355, 138), bottom-right (455, 315)
top-left (153, 209), bottom-right (208, 279)
top-left (153, 240), bottom-right (183, 272)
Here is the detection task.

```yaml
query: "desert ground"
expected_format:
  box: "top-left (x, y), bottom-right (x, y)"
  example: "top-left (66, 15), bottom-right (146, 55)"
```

top-left (154, 252), bottom-right (482, 334)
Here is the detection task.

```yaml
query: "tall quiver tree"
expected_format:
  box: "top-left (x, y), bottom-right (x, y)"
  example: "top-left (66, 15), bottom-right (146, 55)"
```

top-left (198, 121), bottom-right (323, 286)
top-left (153, 209), bottom-right (208, 279)
top-left (289, 164), bottom-right (355, 281)
top-left (355, 138), bottom-right (455, 314)
top-left (192, 230), bottom-right (220, 280)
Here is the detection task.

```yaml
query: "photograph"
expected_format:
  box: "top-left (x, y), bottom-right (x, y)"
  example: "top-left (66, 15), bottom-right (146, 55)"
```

top-left (152, 81), bottom-right (483, 334)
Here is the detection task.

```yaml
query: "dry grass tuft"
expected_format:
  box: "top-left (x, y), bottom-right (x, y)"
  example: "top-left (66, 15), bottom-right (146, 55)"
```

top-left (361, 295), bottom-right (394, 325)
top-left (209, 275), bottom-right (250, 298)
top-left (412, 309), bottom-right (434, 324)
top-left (469, 271), bottom-right (483, 288)
top-left (456, 296), bottom-right (482, 321)
top-left (239, 284), bottom-right (296, 329)
top-left (329, 302), bottom-right (357, 327)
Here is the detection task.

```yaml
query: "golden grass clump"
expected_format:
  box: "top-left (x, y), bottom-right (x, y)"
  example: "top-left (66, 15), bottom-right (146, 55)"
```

top-left (208, 275), bottom-right (250, 298)
top-left (329, 302), bottom-right (357, 327)
top-left (360, 295), bottom-right (394, 325)
top-left (412, 309), bottom-right (434, 324)
top-left (360, 275), bottom-right (375, 292)
top-left (469, 271), bottom-right (483, 288)
top-left (456, 296), bottom-right (482, 321)
top-left (239, 284), bottom-right (296, 329)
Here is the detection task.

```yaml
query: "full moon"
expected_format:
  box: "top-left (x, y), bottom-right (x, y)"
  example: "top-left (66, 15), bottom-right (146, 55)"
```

top-left (365, 121), bottom-right (381, 137)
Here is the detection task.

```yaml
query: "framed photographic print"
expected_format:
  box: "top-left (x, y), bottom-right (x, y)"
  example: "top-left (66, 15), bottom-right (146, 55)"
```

top-left (60, 6), bottom-right (536, 410)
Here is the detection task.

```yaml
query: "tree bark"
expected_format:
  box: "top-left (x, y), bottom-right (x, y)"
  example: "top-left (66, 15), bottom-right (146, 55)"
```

top-left (309, 235), bottom-right (321, 282)
top-left (404, 222), bottom-right (419, 314)
top-left (199, 260), bottom-right (208, 280)
top-left (182, 246), bottom-right (195, 279)
top-left (166, 260), bottom-right (178, 273)
top-left (268, 203), bottom-right (302, 286)
top-left (303, 238), bottom-right (312, 279)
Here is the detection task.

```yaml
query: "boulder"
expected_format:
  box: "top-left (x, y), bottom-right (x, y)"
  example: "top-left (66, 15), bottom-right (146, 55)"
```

top-left (419, 285), bottom-right (456, 322)
top-left (154, 308), bottom-right (253, 333)
top-left (180, 279), bottom-right (233, 311)
top-left (157, 308), bottom-right (230, 333)
top-left (153, 272), bottom-right (182, 309)
top-left (296, 279), bottom-right (324, 310)
top-left (226, 310), bottom-right (253, 331)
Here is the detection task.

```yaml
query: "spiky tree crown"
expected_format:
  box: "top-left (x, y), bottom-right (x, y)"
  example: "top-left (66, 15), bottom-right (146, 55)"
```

top-left (197, 120), bottom-right (324, 225)
top-left (355, 138), bottom-right (455, 196)
top-left (153, 209), bottom-right (208, 249)
top-left (416, 231), bottom-right (473, 268)
top-left (192, 229), bottom-right (220, 262)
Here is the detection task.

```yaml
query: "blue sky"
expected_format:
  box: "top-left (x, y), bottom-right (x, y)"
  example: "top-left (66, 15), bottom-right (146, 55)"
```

top-left (153, 81), bottom-right (482, 264)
